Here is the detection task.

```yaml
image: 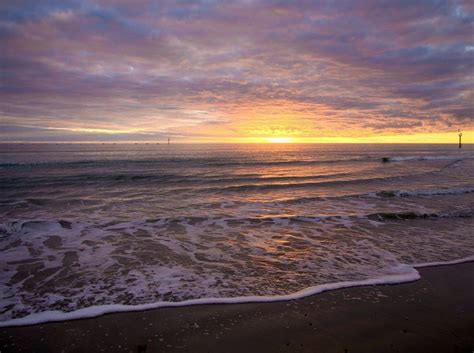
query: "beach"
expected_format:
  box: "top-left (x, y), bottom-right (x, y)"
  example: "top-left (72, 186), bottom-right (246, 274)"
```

top-left (1, 261), bottom-right (473, 352)
top-left (3, 0), bottom-right (474, 351)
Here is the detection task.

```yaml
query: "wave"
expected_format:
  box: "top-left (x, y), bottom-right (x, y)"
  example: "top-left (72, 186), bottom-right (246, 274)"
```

top-left (2, 255), bottom-right (474, 328)
top-left (0, 156), bottom-right (374, 170)
top-left (267, 210), bottom-right (471, 223)
top-left (204, 157), bottom-right (370, 167)
top-left (0, 171), bottom-right (352, 188)
top-left (184, 185), bottom-right (474, 211)
top-left (2, 158), bottom-right (444, 190)
top-left (366, 210), bottom-right (472, 221)
top-left (376, 185), bottom-right (474, 198)
top-left (0, 264), bottom-right (420, 327)
top-left (275, 185), bottom-right (474, 203)
top-left (3, 184), bottom-right (472, 214)
top-left (388, 154), bottom-right (474, 162)
top-left (2, 153), bottom-right (472, 170)
top-left (275, 185), bottom-right (474, 205)
top-left (0, 219), bottom-right (73, 236)
top-left (203, 171), bottom-right (440, 194)
top-left (144, 210), bottom-right (472, 225)
top-left (2, 207), bottom-right (470, 236)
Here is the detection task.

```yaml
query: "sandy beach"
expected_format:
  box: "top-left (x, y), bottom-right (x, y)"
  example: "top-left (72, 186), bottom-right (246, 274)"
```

top-left (3, 0), bottom-right (474, 351)
top-left (1, 261), bottom-right (473, 353)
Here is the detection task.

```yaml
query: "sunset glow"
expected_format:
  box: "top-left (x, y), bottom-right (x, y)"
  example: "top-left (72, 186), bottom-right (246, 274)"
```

top-left (1, 1), bottom-right (473, 143)
top-left (265, 137), bottom-right (295, 144)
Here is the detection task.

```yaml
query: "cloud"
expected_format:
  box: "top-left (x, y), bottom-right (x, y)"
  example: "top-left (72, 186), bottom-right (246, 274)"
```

top-left (1, 0), bottom-right (473, 141)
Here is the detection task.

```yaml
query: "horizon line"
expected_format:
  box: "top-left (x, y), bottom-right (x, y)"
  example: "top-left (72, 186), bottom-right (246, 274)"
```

top-left (1, 141), bottom-right (473, 145)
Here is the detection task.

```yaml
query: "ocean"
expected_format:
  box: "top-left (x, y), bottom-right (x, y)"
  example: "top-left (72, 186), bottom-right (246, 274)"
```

top-left (1, 143), bottom-right (473, 326)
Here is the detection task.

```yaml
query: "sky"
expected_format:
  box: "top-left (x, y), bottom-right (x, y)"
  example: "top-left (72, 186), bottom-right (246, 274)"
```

top-left (1, 0), bottom-right (473, 143)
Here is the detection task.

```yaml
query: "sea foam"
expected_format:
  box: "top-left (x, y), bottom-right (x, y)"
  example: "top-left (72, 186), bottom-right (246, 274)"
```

top-left (2, 255), bottom-right (474, 328)
top-left (0, 264), bottom-right (419, 327)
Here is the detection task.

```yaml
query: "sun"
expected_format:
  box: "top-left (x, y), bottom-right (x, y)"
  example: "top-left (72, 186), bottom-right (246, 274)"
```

top-left (265, 137), bottom-right (294, 143)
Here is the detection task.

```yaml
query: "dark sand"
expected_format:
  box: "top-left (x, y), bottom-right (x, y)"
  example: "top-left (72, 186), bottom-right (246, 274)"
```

top-left (1, 262), bottom-right (473, 353)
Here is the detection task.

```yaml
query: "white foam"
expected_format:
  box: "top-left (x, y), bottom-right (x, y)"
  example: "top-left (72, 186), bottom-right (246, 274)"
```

top-left (394, 185), bottom-right (474, 197)
top-left (390, 155), bottom-right (474, 162)
top-left (0, 265), bottom-right (419, 328)
top-left (3, 254), bottom-right (474, 328)
top-left (1, 212), bottom-right (473, 327)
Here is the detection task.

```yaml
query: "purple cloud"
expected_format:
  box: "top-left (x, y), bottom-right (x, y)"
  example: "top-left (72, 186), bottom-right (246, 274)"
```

top-left (1, 0), bottom-right (473, 141)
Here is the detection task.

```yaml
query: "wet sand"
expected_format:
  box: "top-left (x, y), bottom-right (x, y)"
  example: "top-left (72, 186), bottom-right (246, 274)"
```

top-left (1, 262), bottom-right (473, 353)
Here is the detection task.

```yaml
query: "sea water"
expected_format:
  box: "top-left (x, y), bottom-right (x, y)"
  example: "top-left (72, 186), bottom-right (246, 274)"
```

top-left (1, 143), bottom-right (473, 326)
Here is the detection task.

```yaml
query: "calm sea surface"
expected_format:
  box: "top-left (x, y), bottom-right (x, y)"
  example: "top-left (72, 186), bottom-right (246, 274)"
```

top-left (1, 143), bottom-right (473, 324)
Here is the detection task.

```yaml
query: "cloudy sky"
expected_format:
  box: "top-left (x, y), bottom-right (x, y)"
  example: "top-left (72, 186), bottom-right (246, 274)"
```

top-left (1, 0), bottom-right (473, 142)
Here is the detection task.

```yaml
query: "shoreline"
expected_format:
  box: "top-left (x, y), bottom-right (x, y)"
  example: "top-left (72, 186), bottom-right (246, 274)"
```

top-left (2, 255), bottom-right (474, 328)
top-left (1, 261), bottom-right (473, 352)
